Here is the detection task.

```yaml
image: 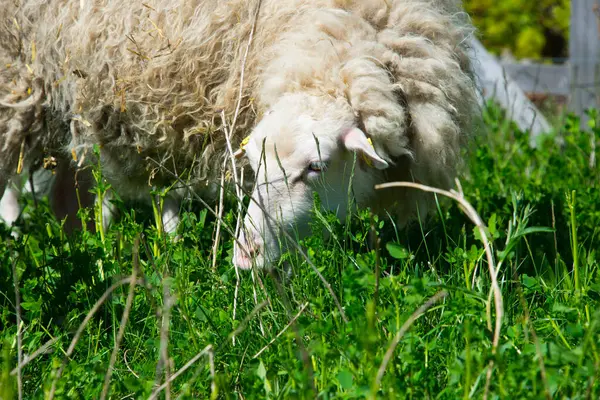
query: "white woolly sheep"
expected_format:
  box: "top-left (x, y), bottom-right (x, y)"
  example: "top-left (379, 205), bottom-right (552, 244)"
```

top-left (0, 0), bottom-right (479, 269)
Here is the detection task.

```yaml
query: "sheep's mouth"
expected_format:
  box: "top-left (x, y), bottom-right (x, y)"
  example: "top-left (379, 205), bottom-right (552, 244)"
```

top-left (233, 254), bottom-right (255, 270)
top-left (233, 244), bottom-right (268, 270)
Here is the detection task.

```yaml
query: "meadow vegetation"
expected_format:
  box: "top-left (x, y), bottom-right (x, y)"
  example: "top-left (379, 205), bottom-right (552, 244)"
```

top-left (1, 103), bottom-right (599, 398)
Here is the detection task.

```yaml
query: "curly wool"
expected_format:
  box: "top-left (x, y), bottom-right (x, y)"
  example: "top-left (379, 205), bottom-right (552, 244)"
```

top-left (0, 0), bottom-right (478, 222)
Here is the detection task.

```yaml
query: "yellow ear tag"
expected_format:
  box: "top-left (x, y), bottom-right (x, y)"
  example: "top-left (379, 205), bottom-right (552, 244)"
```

top-left (234, 136), bottom-right (251, 159)
top-left (361, 137), bottom-right (374, 168)
top-left (240, 136), bottom-right (250, 150)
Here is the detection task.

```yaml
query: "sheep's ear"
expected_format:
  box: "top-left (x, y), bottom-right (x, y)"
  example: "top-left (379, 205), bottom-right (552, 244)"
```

top-left (341, 127), bottom-right (389, 170)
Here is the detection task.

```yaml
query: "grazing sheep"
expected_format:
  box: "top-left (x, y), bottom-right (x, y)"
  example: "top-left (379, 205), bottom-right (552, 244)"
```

top-left (0, 0), bottom-right (479, 269)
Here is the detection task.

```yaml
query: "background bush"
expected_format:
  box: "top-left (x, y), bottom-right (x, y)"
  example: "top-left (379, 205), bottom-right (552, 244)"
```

top-left (464, 0), bottom-right (571, 60)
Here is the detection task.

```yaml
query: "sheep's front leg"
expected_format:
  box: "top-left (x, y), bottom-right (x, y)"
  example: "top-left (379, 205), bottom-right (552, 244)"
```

top-left (0, 184), bottom-right (21, 226)
top-left (1, 168), bottom-right (59, 229)
top-left (0, 174), bottom-right (7, 211)
top-left (1, 174), bottom-right (32, 238)
top-left (161, 195), bottom-right (180, 236)
top-left (101, 190), bottom-right (118, 233)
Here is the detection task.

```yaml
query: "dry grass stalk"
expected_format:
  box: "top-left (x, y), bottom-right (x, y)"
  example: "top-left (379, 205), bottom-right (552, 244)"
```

top-left (211, 0), bottom-right (261, 275)
top-left (232, 169), bottom-right (245, 347)
top-left (48, 276), bottom-right (145, 400)
top-left (154, 275), bottom-right (175, 399)
top-left (510, 264), bottom-right (552, 400)
top-left (208, 346), bottom-right (216, 398)
top-left (123, 349), bottom-right (140, 379)
top-left (229, 300), bottom-right (269, 339)
top-left (252, 302), bottom-right (309, 359)
top-left (148, 345), bottom-right (214, 400)
top-left (221, 109), bottom-right (247, 346)
top-left (265, 269), bottom-right (317, 394)
top-left (100, 236), bottom-right (141, 400)
top-left (373, 290), bottom-right (449, 393)
top-left (11, 249), bottom-right (23, 400)
top-left (211, 167), bottom-right (227, 271)
top-left (221, 0), bottom-right (263, 340)
top-left (10, 337), bottom-right (58, 376)
top-left (250, 269), bottom-right (267, 337)
top-left (230, 0), bottom-right (262, 132)
top-left (149, 300), bottom-right (269, 399)
top-left (375, 180), bottom-right (504, 398)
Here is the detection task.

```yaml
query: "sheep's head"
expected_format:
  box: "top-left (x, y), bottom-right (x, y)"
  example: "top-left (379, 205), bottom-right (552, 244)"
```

top-left (233, 93), bottom-right (390, 270)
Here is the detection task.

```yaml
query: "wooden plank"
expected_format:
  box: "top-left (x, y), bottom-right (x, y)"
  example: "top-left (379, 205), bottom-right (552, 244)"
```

top-left (569, 0), bottom-right (600, 125)
top-left (469, 37), bottom-right (552, 141)
top-left (500, 62), bottom-right (570, 96)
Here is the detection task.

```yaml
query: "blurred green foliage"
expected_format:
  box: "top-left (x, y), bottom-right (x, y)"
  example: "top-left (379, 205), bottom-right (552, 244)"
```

top-left (464, 0), bottom-right (570, 59)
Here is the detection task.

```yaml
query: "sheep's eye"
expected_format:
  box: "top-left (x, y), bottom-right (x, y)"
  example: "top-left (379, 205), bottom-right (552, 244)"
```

top-left (308, 160), bottom-right (328, 173)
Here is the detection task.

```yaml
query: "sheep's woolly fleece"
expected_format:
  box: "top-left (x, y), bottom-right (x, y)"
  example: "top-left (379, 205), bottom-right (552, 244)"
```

top-left (0, 0), bottom-right (479, 223)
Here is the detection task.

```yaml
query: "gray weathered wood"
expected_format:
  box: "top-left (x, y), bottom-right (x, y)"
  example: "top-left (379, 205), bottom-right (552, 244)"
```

top-left (470, 37), bottom-right (552, 140)
top-left (569, 0), bottom-right (600, 126)
top-left (500, 62), bottom-right (570, 96)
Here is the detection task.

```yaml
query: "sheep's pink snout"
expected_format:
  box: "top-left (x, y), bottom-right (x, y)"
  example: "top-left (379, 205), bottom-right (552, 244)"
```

top-left (233, 231), bottom-right (264, 269)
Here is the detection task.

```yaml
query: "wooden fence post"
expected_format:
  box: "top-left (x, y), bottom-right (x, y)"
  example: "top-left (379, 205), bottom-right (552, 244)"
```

top-left (569, 0), bottom-right (600, 126)
top-left (470, 38), bottom-right (551, 142)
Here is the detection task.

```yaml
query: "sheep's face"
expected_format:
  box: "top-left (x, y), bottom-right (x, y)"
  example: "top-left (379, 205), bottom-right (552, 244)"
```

top-left (233, 93), bottom-right (389, 270)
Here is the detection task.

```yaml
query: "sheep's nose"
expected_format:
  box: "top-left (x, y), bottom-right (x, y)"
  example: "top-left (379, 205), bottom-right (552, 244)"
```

top-left (233, 232), bottom-right (263, 269)
top-left (243, 232), bottom-right (262, 255)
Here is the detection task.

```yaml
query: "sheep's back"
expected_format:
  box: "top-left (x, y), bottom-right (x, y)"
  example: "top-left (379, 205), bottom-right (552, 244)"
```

top-left (1, 0), bottom-right (478, 214)
top-left (2, 0), bottom-right (268, 197)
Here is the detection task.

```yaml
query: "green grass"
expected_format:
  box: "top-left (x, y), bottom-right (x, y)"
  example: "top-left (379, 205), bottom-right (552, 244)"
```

top-left (1, 103), bottom-right (599, 399)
